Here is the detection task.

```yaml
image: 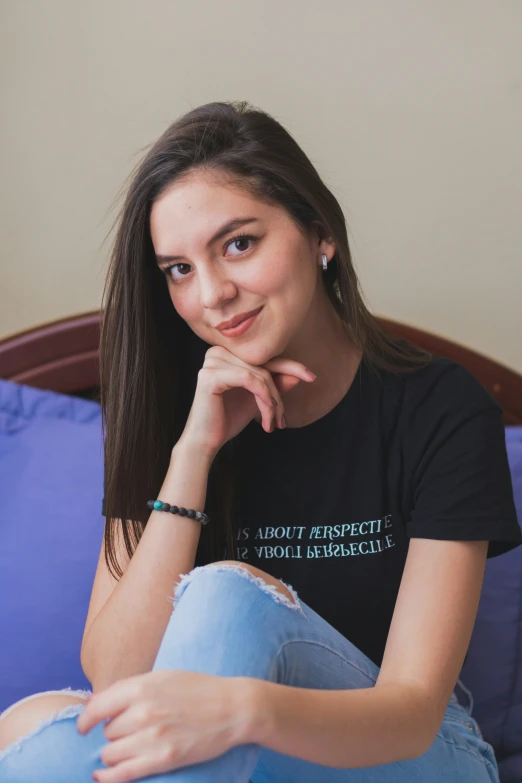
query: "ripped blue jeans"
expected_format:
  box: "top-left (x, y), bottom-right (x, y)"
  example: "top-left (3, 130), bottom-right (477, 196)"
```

top-left (0, 562), bottom-right (500, 782)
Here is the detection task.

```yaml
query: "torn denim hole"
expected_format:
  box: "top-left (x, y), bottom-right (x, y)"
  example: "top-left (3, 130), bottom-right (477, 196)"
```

top-left (171, 563), bottom-right (307, 618)
top-left (0, 688), bottom-right (92, 762)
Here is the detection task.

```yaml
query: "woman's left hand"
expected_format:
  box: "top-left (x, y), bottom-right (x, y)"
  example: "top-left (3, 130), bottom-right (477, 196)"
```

top-left (76, 670), bottom-right (253, 783)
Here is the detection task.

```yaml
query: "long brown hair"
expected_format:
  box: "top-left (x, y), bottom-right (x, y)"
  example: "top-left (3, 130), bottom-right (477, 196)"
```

top-left (99, 99), bottom-right (431, 580)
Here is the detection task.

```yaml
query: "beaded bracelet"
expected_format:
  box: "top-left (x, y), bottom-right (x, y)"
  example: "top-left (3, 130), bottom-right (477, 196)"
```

top-left (147, 499), bottom-right (209, 526)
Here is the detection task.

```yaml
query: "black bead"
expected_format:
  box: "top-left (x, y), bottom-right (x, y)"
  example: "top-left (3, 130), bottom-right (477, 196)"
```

top-left (169, 505), bottom-right (179, 514)
top-left (161, 502), bottom-right (170, 512)
top-left (187, 509), bottom-right (195, 518)
top-left (178, 507), bottom-right (187, 516)
top-left (147, 500), bottom-right (155, 509)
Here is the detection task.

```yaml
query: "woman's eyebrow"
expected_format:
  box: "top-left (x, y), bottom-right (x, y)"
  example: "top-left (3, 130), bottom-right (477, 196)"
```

top-left (155, 217), bottom-right (260, 266)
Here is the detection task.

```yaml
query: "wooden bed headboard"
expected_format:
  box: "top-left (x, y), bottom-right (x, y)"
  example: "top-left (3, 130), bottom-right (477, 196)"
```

top-left (0, 310), bottom-right (521, 425)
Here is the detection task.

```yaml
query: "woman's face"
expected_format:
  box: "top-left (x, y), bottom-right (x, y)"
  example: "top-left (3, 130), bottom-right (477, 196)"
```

top-left (149, 171), bottom-right (335, 365)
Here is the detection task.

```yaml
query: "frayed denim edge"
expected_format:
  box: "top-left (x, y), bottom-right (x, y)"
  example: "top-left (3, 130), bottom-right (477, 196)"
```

top-left (0, 688), bottom-right (92, 761)
top-left (456, 677), bottom-right (474, 715)
top-left (171, 563), bottom-right (307, 619)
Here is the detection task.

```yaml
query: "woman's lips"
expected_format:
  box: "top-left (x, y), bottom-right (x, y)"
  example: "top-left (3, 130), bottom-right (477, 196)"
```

top-left (218, 307), bottom-right (263, 337)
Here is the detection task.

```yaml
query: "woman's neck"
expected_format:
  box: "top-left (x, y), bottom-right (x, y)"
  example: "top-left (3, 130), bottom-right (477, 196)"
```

top-left (281, 339), bottom-right (362, 428)
top-left (271, 299), bottom-right (362, 429)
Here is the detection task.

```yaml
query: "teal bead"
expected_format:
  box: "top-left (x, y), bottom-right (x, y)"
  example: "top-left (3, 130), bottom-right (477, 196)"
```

top-left (153, 500), bottom-right (162, 510)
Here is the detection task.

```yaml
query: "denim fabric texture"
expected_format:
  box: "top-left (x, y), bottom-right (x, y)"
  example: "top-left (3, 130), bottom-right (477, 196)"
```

top-left (0, 563), bottom-right (500, 782)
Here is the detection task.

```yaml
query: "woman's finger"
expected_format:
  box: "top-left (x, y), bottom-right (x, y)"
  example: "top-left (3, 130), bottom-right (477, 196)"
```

top-left (205, 356), bottom-right (286, 428)
top-left (262, 356), bottom-right (317, 381)
top-left (257, 363), bottom-right (316, 428)
top-left (204, 357), bottom-right (279, 431)
top-left (208, 345), bottom-right (315, 383)
top-left (200, 364), bottom-right (275, 432)
top-left (233, 353), bottom-right (317, 427)
top-left (94, 751), bottom-right (163, 783)
top-left (99, 724), bottom-right (152, 767)
top-left (203, 347), bottom-right (317, 431)
top-left (102, 703), bottom-right (150, 742)
top-left (255, 394), bottom-right (277, 431)
top-left (77, 680), bottom-right (139, 735)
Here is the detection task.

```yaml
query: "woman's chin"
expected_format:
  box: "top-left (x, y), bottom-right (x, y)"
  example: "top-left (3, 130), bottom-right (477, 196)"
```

top-left (241, 344), bottom-right (283, 367)
top-left (210, 330), bottom-right (285, 367)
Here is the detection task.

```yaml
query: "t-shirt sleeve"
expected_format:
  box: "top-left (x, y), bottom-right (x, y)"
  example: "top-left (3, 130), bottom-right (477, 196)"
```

top-left (405, 365), bottom-right (522, 558)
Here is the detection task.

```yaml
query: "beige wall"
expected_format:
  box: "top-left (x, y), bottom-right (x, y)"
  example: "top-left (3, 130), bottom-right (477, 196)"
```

top-left (1, 0), bottom-right (521, 371)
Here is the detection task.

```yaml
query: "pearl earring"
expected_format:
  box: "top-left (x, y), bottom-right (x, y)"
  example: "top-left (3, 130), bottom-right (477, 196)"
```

top-left (321, 253), bottom-right (328, 271)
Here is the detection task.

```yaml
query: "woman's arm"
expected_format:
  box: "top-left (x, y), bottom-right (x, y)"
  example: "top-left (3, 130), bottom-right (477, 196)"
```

top-left (240, 538), bottom-right (489, 768)
top-left (81, 348), bottom-right (309, 694)
top-left (81, 438), bottom-right (216, 692)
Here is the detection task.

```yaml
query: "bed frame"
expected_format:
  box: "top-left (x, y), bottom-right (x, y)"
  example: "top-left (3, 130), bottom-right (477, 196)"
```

top-left (0, 310), bottom-right (521, 425)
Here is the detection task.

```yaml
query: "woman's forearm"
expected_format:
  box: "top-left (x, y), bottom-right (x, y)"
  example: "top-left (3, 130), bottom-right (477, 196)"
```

top-left (245, 680), bottom-right (438, 769)
top-left (81, 439), bottom-right (216, 692)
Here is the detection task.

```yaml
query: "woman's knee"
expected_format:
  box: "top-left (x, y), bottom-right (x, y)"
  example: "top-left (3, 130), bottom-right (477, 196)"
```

top-left (0, 693), bottom-right (88, 751)
top-left (172, 560), bottom-right (304, 614)
top-left (202, 560), bottom-right (298, 605)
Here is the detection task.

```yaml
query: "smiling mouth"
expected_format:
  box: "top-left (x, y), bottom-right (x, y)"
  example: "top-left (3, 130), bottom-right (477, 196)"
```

top-left (216, 306), bottom-right (263, 331)
top-left (217, 307), bottom-right (263, 337)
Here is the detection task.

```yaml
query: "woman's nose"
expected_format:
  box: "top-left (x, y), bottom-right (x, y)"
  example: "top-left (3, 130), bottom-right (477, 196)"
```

top-left (198, 274), bottom-right (238, 310)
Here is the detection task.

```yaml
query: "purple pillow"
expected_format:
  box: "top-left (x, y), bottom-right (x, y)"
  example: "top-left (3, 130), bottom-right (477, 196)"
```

top-left (0, 379), bottom-right (104, 712)
top-left (461, 426), bottom-right (522, 783)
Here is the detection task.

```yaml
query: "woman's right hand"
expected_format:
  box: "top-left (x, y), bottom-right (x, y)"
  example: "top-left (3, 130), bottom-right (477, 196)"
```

top-left (178, 345), bottom-right (317, 457)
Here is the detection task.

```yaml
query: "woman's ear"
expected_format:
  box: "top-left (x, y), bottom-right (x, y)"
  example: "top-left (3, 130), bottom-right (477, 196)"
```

top-left (310, 220), bottom-right (336, 260)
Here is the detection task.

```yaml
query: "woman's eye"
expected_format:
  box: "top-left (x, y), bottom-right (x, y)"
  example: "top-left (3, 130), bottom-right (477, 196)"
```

top-left (163, 234), bottom-right (256, 283)
top-left (165, 263), bottom-right (190, 282)
top-left (224, 234), bottom-right (254, 255)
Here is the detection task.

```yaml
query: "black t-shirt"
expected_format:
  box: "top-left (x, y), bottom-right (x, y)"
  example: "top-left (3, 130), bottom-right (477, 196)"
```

top-left (102, 356), bottom-right (522, 668)
top-left (228, 356), bottom-right (522, 667)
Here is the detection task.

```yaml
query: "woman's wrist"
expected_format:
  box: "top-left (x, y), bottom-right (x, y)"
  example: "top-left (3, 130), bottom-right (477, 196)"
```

top-left (228, 677), bottom-right (275, 747)
top-left (172, 433), bottom-right (219, 465)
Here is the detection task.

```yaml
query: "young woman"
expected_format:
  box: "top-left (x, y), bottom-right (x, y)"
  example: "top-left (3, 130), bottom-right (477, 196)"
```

top-left (1, 100), bottom-right (520, 783)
